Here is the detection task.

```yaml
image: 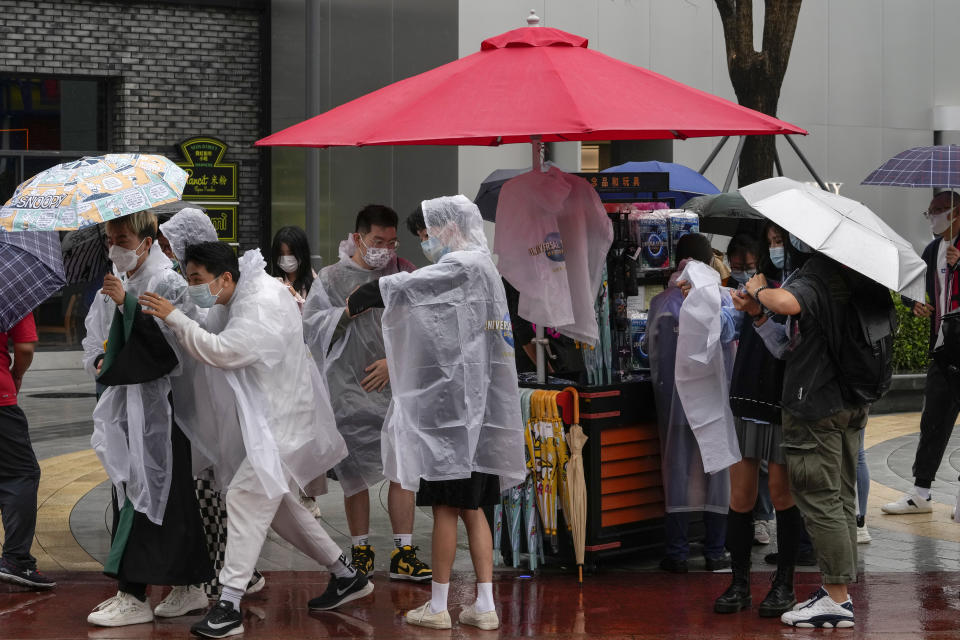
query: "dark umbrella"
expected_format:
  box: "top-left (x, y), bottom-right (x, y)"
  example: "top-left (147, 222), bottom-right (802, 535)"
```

top-left (474, 167), bottom-right (535, 222)
top-left (862, 145), bottom-right (960, 188)
top-left (0, 229), bottom-right (66, 331)
top-left (683, 192), bottom-right (765, 236)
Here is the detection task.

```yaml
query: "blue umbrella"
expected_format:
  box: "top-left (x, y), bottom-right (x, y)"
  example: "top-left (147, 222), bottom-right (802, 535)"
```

top-left (862, 145), bottom-right (960, 188)
top-left (0, 230), bottom-right (66, 331)
top-left (601, 160), bottom-right (720, 206)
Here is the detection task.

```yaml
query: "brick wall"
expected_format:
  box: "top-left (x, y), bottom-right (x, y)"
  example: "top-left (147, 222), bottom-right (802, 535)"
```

top-left (0, 0), bottom-right (265, 249)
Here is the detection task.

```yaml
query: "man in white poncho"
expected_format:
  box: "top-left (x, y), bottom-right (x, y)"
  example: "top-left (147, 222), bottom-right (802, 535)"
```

top-left (140, 242), bottom-right (371, 639)
top-left (81, 210), bottom-right (213, 628)
top-left (344, 195), bottom-right (526, 631)
top-left (302, 204), bottom-right (431, 582)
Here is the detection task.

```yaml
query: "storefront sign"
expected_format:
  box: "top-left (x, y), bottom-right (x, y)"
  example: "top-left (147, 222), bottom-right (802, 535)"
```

top-left (176, 137), bottom-right (238, 200)
top-left (576, 172), bottom-right (670, 193)
top-left (203, 205), bottom-right (237, 242)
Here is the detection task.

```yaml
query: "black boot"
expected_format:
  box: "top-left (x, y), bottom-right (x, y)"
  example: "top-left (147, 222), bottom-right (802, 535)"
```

top-left (758, 565), bottom-right (796, 617)
top-left (758, 506), bottom-right (801, 617)
top-left (714, 508), bottom-right (752, 614)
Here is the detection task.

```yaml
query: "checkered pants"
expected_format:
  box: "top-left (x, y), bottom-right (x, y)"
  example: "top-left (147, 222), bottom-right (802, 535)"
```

top-left (195, 476), bottom-right (228, 597)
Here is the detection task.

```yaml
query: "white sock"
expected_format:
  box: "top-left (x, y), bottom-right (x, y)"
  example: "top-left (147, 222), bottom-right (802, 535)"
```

top-left (914, 486), bottom-right (931, 500)
top-left (394, 533), bottom-right (412, 548)
top-left (328, 553), bottom-right (357, 579)
top-left (475, 582), bottom-right (495, 613)
top-left (430, 580), bottom-right (449, 614)
top-left (351, 534), bottom-right (370, 547)
top-left (220, 585), bottom-right (243, 610)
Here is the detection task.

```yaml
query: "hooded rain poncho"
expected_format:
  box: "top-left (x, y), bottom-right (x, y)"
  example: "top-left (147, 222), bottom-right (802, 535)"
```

top-left (302, 248), bottom-right (415, 496)
top-left (378, 195), bottom-right (527, 492)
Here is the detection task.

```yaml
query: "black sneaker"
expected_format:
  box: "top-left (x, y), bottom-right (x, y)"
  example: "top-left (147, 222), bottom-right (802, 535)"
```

top-left (704, 554), bottom-right (731, 572)
top-left (0, 558), bottom-right (56, 590)
top-left (350, 545), bottom-right (375, 577)
top-left (308, 573), bottom-right (374, 611)
top-left (190, 601), bottom-right (243, 638)
top-left (389, 545), bottom-right (432, 582)
top-left (658, 556), bottom-right (688, 573)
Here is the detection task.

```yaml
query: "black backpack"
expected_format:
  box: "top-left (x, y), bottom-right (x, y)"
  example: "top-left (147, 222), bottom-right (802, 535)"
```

top-left (828, 274), bottom-right (898, 404)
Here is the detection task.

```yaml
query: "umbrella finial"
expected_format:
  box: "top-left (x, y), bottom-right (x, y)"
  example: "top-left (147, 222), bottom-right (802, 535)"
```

top-left (527, 10), bottom-right (541, 26)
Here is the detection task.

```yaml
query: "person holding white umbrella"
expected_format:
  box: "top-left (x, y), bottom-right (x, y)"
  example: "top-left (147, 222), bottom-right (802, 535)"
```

top-left (734, 177), bottom-right (915, 629)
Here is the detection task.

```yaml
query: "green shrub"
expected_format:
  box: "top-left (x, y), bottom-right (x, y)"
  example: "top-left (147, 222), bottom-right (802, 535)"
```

top-left (892, 292), bottom-right (930, 373)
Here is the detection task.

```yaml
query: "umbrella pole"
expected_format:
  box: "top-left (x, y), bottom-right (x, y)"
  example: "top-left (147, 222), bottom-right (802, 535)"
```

top-left (532, 136), bottom-right (548, 384)
top-left (698, 135), bottom-right (730, 175)
top-left (722, 136), bottom-right (746, 192)
top-left (783, 134), bottom-right (829, 192)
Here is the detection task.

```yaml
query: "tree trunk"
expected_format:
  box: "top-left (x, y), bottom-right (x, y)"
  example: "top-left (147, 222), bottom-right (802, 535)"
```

top-left (715, 0), bottom-right (803, 187)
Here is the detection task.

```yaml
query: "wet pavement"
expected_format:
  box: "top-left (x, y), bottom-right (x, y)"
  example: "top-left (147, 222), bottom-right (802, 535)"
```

top-left (3, 360), bottom-right (960, 638)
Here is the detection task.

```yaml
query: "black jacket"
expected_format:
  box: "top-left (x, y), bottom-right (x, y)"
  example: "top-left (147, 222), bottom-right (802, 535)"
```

top-left (903, 236), bottom-right (960, 352)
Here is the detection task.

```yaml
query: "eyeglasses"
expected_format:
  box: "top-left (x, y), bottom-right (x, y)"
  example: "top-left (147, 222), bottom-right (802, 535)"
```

top-left (924, 204), bottom-right (958, 219)
top-left (358, 235), bottom-right (399, 250)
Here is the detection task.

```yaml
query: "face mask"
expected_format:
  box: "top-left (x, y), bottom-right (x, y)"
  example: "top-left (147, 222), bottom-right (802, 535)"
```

top-left (769, 246), bottom-right (785, 269)
top-left (278, 255), bottom-right (299, 273)
top-left (421, 237), bottom-right (448, 263)
top-left (188, 277), bottom-right (224, 308)
top-left (358, 236), bottom-right (396, 270)
top-left (928, 211), bottom-right (952, 235)
top-left (789, 233), bottom-right (814, 254)
top-left (730, 269), bottom-right (756, 285)
top-left (108, 238), bottom-right (146, 273)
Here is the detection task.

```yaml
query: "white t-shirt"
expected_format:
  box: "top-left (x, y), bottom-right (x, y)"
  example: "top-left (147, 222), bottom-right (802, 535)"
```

top-left (937, 239), bottom-right (948, 349)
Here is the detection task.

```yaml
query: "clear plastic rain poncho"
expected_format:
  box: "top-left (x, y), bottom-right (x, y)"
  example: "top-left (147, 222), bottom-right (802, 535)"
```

top-left (378, 195), bottom-right (527, 492)
top-left (302, 247), bottom-right (414, 496)
top-left (84, 243), bottom-right (187, 525)
top-left (165, 249), bottom-right (347, 498)
top-left (159, 208), bottom-right (218, 267)
top-left (647, 264), bottom-right (731, 515)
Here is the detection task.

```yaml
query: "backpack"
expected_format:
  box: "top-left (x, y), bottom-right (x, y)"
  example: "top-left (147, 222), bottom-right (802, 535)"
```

top-left (829, 275), bottom-right (898, 404)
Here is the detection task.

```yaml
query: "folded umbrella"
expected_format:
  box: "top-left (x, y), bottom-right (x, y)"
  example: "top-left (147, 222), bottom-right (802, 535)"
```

top-left (0, 230), bottom-right (66, 332)
top-left (739, 177), bottom-right (925, 301)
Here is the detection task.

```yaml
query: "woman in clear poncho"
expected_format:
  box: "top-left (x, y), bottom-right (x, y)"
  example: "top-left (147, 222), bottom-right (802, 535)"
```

top-left (345, 195), bottom-right (526, 631)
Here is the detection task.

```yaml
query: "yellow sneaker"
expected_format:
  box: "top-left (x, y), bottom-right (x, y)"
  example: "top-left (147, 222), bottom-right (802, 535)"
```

top-left (350, 545), bottom-right (375, 577)
top-left (389, 545), bottom-right (432, 582)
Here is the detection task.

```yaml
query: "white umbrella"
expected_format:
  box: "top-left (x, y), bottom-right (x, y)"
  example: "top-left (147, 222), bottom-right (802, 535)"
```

top-left (739, 177), bottom-right (925, 301)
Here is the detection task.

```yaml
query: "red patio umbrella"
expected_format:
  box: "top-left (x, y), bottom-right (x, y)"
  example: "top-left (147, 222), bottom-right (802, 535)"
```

top-left (256, 25), bottom-right (805, 148)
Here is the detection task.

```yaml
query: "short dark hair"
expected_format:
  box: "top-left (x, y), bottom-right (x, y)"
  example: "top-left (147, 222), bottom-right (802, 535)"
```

top-left (355, 204), bottom-right (398, 234)
top-left (675, 232), bottom-right (713, 265)
top-left (183, 241), bottom-right (240, 282)
top-left (270, 225), bottom-right (314, 295)
top-left (406, 205), bottom-right (425, 236)
top-left (726, 233), bottom-right (760, 262)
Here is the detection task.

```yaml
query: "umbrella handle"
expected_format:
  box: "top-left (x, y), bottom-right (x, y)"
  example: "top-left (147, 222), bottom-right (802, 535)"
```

top-left (562, 386), bottom-right (580, 425)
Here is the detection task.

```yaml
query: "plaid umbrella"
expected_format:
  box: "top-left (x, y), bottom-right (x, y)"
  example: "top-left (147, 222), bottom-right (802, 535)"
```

top-left (0, 154), bottom-right (187, 231)
top-left (862, 145), bottom-right (960, 188)
top-left (0, 229), bottom-right (66, 331)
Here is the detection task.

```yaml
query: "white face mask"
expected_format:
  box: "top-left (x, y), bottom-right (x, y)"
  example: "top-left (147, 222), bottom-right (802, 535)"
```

top-left (278, 255), bottom-right (299, 273)
top-left (358, 235), bottom-right (396, 270)
top-left (108, 238), bottom-right (146, 273)
top-left (928, 210), bottom-right (953, 235)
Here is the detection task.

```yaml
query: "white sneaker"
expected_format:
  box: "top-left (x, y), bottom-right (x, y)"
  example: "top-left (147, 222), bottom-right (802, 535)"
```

top-left (459, 603), bottom-right (500, 630)
top-left (154, 585), bottom-right (208, 618)
top-left (781, 589), bottom-right (854, 628)
top-left (856, 526), bottom-right (872, 544)
top-left (87, 591), bottom-right (154, 627)
top-left (301, 496), bottom-right (322, 518)
top-left (246, 570), bottom-right (266, 595)
top-left (753, 520), bottom-right (771, 545)
top-left (953, 484), bottom-right (960, 523)
top-left (881, 491), bottom-right (933, 514)
top-left (405, 601), bottom-right (452, 629)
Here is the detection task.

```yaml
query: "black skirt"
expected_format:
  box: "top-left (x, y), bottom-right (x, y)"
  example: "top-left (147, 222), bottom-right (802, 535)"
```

top-left (416, 472), bottom-right (500, 509)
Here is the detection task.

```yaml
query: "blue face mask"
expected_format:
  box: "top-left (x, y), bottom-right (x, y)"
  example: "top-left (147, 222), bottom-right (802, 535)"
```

top-left (789, 233), bottom-right (814, 254)
top-left (769, 246), bottom-right (785, 269)
top-left (188, 278), bottom-right (223, 308)
top-left (730, 269), bottom-right (756, 285)
top-left (421, 237), bottom-right (448, 263)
